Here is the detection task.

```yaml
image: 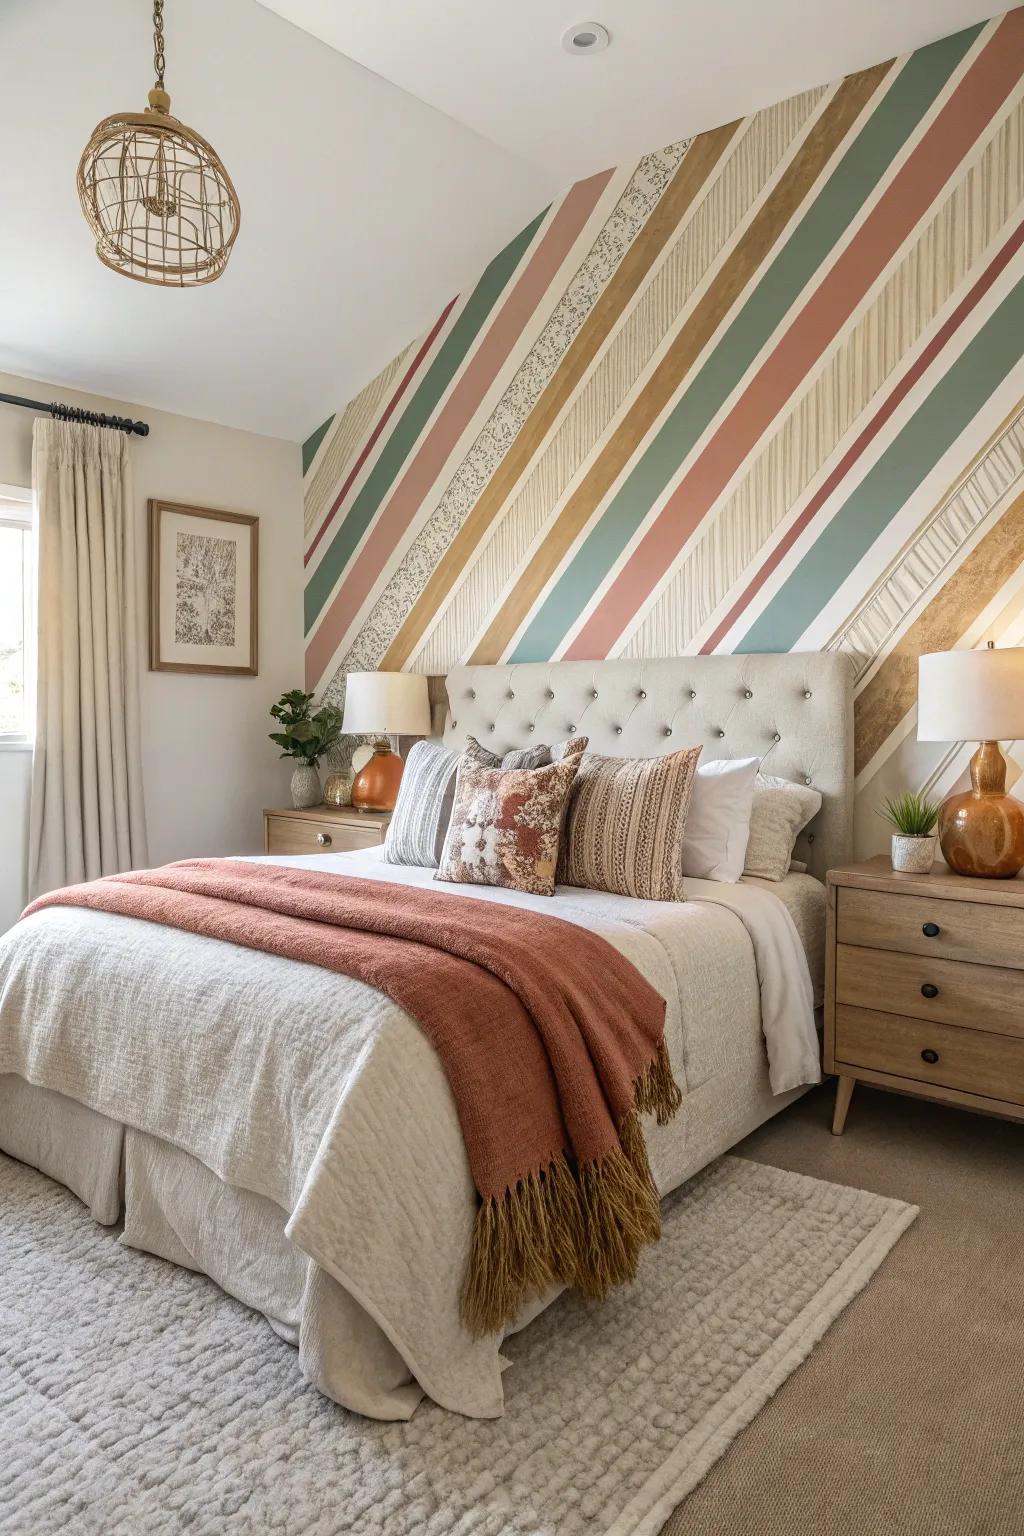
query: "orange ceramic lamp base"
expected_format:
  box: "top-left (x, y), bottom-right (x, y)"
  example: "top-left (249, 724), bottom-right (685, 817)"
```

top-left (351, 741), bottom-right (405, 812)
top-left (938, 741), bottom-right (1024, 879)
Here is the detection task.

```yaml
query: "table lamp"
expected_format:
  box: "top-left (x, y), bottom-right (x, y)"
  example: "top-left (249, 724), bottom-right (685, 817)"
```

top-left (341, 671), bottom-right (431, 812)
top-left (917, 643), bottom-right (1024, 878)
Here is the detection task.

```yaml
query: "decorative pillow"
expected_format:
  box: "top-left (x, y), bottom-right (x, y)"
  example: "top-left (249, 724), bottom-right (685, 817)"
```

top-left (742, 773), bottom-right (822, 882)
top-left (464, 733), bottom-right (588, 769)
top-left (560, 746), bottom-right (702, 902)
top-left (680, 756), bottom-right (759, 883)
top-left (383, 740), bottom-right (460, 868)
top-left (436, 756), bottom-right (582, 896)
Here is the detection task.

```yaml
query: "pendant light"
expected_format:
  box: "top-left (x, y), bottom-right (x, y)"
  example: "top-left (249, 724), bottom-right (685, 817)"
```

top-left (76, 0), bottom-right (240, 287)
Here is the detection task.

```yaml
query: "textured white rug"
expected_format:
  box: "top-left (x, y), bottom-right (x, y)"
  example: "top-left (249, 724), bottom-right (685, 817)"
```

top-left (0, 1150), bottom-right (915, 1536)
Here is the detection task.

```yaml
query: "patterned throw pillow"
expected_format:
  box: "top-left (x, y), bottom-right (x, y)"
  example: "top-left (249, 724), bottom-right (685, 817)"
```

top-left (436, 756), bottom-right (582, 897)
top-left (742, 773), bottom-right (822, 882)
top-left (559, 746), bottom-right (702, 902)
top-left (383, 740), bottom-right (460, 868)
top-left (464, 734), bottom-right (588, 769)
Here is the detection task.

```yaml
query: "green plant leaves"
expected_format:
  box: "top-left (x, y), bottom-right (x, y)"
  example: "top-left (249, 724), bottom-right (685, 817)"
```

top-left (878, 790), bottom-right (940, 836)
top-left (269, 690), bottom-right (344, 765)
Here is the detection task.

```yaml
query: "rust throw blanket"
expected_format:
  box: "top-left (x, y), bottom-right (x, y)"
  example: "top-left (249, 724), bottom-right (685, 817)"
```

top-left (24, 860), bottom-right (681, 1333)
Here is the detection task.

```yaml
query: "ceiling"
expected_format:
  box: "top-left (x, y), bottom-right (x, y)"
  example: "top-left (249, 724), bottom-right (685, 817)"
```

top-left (0, 0), bottom-right (1009, 442)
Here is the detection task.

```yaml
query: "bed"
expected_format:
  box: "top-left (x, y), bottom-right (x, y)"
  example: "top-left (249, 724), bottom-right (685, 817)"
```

top-left (0, 653), bottom-right (853, 1420)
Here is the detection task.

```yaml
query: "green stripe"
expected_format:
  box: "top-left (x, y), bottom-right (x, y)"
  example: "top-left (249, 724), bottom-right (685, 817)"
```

top-left (302, 415), bottom-right (334, 477)
top-left (509, 26), bottom-right (979, 663)
top-left (305, 207), bottom-right (549, 633)
top-left (736, 274), bottom-right (1024, 653)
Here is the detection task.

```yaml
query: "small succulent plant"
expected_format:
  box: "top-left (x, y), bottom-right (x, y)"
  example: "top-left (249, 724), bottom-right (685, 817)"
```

top-left (878, 790), bottom-right (940, 837)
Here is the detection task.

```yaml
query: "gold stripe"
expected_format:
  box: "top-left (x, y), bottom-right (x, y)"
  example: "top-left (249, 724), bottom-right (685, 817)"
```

top-left (377, 126), bottom-right (739, 672)
top-left (855, 483), bottom-right (1024, 774)
top-left (470, 61), bottom-right (893, 665)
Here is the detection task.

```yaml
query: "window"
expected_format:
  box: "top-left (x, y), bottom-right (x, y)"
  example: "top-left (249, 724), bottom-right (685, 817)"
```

top-left (0, 485), bottom-right (33, 745)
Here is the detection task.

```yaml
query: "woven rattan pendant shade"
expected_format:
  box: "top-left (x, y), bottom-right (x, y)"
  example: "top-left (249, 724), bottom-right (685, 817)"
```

top-left (76, 2), bottom-right (240, 287)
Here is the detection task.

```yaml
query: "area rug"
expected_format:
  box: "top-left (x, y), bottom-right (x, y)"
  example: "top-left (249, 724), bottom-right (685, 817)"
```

top-left (0, 1150), bottom-right (915, 1536)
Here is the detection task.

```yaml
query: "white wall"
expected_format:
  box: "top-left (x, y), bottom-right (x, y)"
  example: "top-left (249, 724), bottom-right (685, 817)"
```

top-left (0, 371), bottom-right (304, 930)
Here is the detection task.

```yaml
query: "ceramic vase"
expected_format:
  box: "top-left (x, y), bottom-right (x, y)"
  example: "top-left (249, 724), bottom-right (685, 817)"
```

top-left (290, 761), bottom-right (322, 809)
top-left (890, 833), bottom-right (937, 874)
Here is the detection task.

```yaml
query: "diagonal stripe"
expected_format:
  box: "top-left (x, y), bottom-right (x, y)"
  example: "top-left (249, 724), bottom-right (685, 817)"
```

top-left (702, 214), bottom-right (1024, 653)
top-left (301, 415), bottom-right (334, 478)
top-left (471, 60), bottom-right (896, 665)
top-left (562, 18), bottom-right (1015, 662)
top-left (737, 269), bottom-right (1024, 653)
top-left (854, 482), bottom-right (1024, 774)
top-left (304, 205), bottom-right (549, 634)
top-left (378, 123), bottom-right (740, 673)
top-left (304, 170), bottom-right (614, 684)
top-left (304, 296), bottom-right (458, 568)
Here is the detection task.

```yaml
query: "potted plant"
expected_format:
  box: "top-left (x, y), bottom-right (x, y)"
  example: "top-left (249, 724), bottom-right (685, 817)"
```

top-left (269, 690), bottom-right (344, 809)
top-left (878, 790), bottom-right (941, 873)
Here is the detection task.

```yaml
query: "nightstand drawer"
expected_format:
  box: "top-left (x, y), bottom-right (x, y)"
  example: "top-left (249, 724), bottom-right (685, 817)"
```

top-left (836, 943), bottom-right (1024, 1039)
top-left (837, 886), bottom-right (1024, 970)
top-left (265, 815), bottom-right (384, 856)
top-left (835, 1003), bottom-right (1024, 1106)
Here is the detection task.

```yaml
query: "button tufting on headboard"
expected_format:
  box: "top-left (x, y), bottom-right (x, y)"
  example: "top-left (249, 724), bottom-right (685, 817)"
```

top-left (441, 655), bottom-right (853, 881)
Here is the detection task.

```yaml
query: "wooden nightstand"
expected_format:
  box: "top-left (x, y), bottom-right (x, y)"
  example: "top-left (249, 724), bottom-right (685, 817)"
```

top-left (825, 858), bottom-right (1024, 1134)
top-left (263, 805), bottom-right (391, 857)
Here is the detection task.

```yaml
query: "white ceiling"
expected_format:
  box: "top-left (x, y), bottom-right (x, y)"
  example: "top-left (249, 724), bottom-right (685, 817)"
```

top-left (0, 0), bottom-right (1008, 442)
top-left (259, 0), bottom-right (1009, 184)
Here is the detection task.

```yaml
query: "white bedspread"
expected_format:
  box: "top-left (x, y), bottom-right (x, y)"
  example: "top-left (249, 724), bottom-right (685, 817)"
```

top-left (0, 850), bottom-right (820, 1418)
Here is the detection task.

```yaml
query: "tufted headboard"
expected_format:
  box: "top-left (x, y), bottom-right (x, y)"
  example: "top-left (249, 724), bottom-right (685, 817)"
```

top-left (441, 654), bottom-right (853, 883)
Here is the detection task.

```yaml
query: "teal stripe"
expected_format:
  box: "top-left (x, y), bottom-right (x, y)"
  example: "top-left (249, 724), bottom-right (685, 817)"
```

top-left (302, 415), bottom-right (334, 476)
top-left (509, 26), bottom-right (979, 663)
top-left (736, 274), bottom-right (1024, 653)
top-left (305, 207), bottom-right (549, 633)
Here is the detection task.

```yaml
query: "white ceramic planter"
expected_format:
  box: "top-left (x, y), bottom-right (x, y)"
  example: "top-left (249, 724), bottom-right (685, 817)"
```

top-left (890, 833), bottom-right (937, 873)
top-left (290, 762), bottom-right (322, 809)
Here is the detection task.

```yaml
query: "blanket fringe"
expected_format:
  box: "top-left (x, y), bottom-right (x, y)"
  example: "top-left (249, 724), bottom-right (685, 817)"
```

top-left (461, 1042), bottom-right (681, 1336)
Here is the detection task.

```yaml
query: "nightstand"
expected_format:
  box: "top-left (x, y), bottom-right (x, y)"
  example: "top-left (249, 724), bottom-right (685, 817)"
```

top-left (825, 858), bottom-right (1024, 1134)
top-left (263, 805), bottom-right (391, 857)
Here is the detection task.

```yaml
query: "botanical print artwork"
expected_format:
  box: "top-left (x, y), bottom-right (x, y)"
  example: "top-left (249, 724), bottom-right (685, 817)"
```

top-left (174, 531), bottom-right (237, 647)
top-left (436, 757), bottom-right (581, 896)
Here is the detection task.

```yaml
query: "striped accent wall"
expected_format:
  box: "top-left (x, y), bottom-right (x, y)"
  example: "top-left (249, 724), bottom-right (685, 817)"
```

top-left (303, 13), bottom-right (1024, 858)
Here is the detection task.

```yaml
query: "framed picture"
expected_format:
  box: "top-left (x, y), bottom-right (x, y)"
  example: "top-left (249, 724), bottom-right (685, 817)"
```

top-left (148, 500), bottom-right (258, 675)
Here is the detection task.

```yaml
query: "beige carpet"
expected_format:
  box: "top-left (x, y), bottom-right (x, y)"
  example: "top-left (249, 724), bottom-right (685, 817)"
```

top-left (664, 1083), bottom-right (1024, 1536)
top-left (0, 1149), bottom-right (912, 1536)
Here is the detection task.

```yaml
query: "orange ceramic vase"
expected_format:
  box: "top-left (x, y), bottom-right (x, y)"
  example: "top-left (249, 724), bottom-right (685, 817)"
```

top-left (351, 742), bottom-right (405, 812)
top-left (938, 741), bottom-right (1024, 878)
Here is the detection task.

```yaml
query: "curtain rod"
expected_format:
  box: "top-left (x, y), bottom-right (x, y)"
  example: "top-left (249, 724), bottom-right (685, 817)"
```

top-left (0, 390), bottom-right (149, 437)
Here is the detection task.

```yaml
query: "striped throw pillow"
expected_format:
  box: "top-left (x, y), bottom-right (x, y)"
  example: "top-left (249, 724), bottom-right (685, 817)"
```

top-left (463, 734), bottom-right (588, 769)
top-left (559, 746), bottom-right (702, 901)
top-left (383, 740), bottom-right (460, 868)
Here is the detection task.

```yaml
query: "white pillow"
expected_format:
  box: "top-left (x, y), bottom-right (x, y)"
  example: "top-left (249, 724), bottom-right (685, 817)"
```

top-left (680, 757), bottom-right (759, 883)
top-left (743, 773), bottom-right (822, 882)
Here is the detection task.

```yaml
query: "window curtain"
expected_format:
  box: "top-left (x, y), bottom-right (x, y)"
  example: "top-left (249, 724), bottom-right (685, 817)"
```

top-left (28, 420), bottom-right (148, 897)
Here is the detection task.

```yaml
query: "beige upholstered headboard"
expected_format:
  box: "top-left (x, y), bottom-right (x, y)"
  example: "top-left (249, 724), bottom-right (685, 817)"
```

top-left (441, 654), bottom-right (854, 883)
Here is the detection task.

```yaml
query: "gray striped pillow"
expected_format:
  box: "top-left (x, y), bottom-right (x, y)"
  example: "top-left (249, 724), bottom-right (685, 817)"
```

top-left (559, 746), bottom-right (702, 901)
top-left (464, 734), bottom-right (588, 769)
top-left (383, 740), bottom-right (460, 868)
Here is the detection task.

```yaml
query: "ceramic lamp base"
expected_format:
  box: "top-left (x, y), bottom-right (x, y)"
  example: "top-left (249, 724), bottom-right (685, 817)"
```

top-left (351, 742), bottom-right (404, 812)
top-left (938, 741), bottom-right (1024, 878)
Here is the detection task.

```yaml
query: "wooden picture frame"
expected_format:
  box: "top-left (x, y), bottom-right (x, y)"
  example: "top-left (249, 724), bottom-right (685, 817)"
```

top-left (148, 499), bottom-right (258, 675)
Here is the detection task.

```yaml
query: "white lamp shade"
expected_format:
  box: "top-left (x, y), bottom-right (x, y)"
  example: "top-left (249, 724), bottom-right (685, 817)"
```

top-left (341, 671), bottom-right (432, 736)
top-left (917, 647), bottom-right (1024, 742)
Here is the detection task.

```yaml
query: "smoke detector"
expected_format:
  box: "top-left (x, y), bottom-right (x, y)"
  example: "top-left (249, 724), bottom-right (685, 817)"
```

top-left (562, 22), bottom-right (611, 54)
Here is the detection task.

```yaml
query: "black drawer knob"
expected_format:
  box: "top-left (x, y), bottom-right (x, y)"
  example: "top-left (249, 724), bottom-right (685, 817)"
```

top-left (921, 983), bottom-right (939, 999)
top-left (922, 922), bottom-right (940, 938)
top-left (921, 1048), bottom-right (939, 1064)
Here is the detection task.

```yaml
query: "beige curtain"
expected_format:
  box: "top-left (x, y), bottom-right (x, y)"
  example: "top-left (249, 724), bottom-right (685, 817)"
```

top-left (29, 420), bottom-right (148, 897)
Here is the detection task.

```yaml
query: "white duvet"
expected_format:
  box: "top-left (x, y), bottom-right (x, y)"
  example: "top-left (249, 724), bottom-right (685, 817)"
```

top-left (0, 849), bottom-right (821, 1418)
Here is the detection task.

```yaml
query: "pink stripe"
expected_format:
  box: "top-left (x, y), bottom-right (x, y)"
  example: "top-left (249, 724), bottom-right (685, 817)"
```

top-left (699, 214), bottom-right (1024, 654)
top-left (564, 16), bottom-right (1023, 660)
top-left (304, 296), bottom-right (459, 568)
top-left (305, 168), bottom-right (614, 687)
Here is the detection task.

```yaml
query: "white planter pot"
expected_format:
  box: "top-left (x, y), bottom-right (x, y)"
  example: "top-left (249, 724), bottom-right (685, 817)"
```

top-left (890, 833), bottom-right (937, 873)
top-left (290, 762), bottom-right (322, 809)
